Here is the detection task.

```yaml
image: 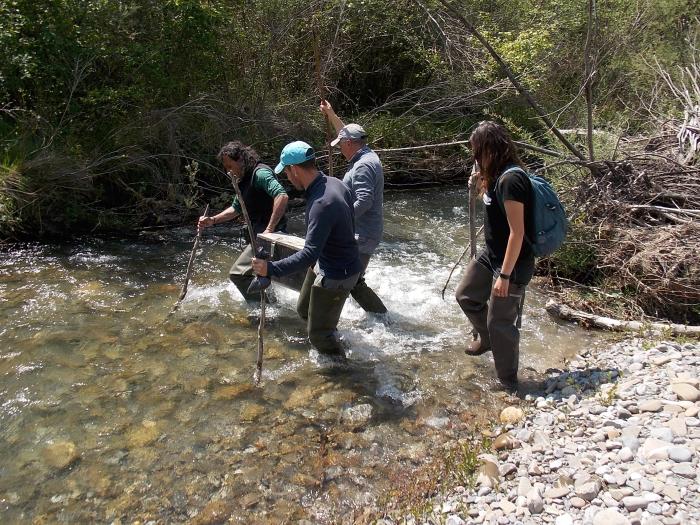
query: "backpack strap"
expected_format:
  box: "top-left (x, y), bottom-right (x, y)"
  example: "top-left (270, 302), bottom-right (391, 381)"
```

top-left (495, 165), bottom-right (534, 249)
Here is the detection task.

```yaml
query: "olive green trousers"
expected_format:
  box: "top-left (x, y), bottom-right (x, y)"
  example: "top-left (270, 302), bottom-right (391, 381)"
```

top-left (296, 268), bottom-right (360, 356)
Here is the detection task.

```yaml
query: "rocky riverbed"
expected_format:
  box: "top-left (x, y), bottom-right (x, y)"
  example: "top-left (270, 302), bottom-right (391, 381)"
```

top-left (387, 339), bottom-right (700, 525)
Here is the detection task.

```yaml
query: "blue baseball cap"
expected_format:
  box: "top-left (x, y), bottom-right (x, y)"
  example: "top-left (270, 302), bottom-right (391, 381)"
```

top-left (274, 141), bottom-right (315, 174)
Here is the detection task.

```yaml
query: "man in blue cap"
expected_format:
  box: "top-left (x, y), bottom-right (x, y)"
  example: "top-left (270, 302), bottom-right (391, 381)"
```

top-left (320, 100), bottom-right (387, 314)
top-left (251, 141), bottom-right (362, 357)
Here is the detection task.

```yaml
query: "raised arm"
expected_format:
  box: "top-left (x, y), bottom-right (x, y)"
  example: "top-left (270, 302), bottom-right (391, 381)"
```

top-left (319, 100), bottom-right (345, 133)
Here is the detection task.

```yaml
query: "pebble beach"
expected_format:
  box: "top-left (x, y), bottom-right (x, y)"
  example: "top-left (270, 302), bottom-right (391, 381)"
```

top-left (392, 339), bottom-right (700, 525)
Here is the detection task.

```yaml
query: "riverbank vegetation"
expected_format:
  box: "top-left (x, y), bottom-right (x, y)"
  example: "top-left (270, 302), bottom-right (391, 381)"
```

top-left (1, 0), bottom-right (698, 323)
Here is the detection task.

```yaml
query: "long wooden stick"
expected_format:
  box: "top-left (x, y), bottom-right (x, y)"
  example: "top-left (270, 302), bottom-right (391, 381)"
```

top-left (229, 172), bottom-right (265, 385)
top-left (169, 204), bottom-right (209, 315)
top-left (314, 24), bottom-right (334, 178)
top-left (431, 0), bottom-right (587, 161)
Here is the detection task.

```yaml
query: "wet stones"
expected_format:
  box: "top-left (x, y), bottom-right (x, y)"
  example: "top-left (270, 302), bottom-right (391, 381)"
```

top-left (212, 384), bottom-right (253, 400)
top-left (126, 420), bottom-right (160, 448)
top-left (42, 441), bottom-right (80, 470)
top-left (190, 500), bottom-right (232, 525)
top-left (341, 404), bottom-right (373, 430)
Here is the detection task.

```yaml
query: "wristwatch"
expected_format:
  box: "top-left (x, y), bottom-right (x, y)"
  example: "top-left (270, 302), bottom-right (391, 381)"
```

top-left (499, 272), bottom-right (511, 280)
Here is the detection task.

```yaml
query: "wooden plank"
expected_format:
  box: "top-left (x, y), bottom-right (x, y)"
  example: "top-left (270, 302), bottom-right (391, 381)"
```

top-left (257, 232), bottom-right (309, 291)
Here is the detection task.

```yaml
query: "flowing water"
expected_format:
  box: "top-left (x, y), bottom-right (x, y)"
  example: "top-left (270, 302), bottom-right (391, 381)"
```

top-left (0, 188), bottom-right (603, 523)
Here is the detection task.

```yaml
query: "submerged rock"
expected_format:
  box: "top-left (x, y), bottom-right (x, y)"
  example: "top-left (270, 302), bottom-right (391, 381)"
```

top-left (42, 441), bottom-right (80, 470)
top-left (213, 383), bottom-right (253, 400)
top-left (190, 500), bottom-right (232, 525)
top-left (126, 420), bottom-right (160, 448)
top-left (341, 404), bottom-right (373, 430)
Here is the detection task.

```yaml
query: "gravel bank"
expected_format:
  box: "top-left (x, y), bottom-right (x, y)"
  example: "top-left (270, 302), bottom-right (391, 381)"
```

top-left (393, 339), bottom-right (700, 525)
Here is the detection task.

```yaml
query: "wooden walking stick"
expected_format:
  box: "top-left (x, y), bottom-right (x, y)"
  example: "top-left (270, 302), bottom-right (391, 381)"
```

top-left (467, 161), bottom-right (480, 340)
top-left (229, 172), bottom-right (268, 385)
top-left (441, 159), bottom-right (481, 300)
top-left (314, 25), bottom-right (334, 178)
top-left (170, 204), bottom-right (209, 315)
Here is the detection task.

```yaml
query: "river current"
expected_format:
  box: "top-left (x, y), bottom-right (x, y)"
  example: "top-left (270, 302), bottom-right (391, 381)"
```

top-left (0, 187), bottom-right (601, 523)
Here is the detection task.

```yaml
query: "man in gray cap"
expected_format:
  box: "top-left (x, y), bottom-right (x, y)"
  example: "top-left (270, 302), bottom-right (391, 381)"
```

top-left (320, 100), bottom-right (387, 314)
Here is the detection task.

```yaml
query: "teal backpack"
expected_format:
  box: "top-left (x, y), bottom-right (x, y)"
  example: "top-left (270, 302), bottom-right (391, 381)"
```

top-left (499, 166), bottom-right (569, 257)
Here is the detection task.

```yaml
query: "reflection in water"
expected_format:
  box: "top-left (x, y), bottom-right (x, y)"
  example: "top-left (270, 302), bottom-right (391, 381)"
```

top-left (0, 188), bottom-right (600, 522)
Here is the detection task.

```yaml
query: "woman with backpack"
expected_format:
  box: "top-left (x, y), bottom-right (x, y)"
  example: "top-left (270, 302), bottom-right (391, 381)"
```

top-left (455, 121), bottom-right (535, 393)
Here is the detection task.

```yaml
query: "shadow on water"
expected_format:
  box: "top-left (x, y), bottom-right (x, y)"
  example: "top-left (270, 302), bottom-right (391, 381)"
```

top-left (0, 188), bottom-right (609, 523)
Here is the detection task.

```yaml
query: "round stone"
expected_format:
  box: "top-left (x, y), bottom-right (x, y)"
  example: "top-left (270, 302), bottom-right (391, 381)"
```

top-left (668, 447), bottom-right (693, 463)
top-left (500, 406), bottom-right (524, 425)
top-left (592, 508), bottom-right (631, 525)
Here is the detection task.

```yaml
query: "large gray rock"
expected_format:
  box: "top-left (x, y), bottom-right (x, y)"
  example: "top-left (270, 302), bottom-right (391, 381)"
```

top-left (526, 487), bottom-right (543, 514)
top-left (639, 400), bottom-right (663, 412)
top-left (668, 446), bottom-right (693, 463)
top-left (671, 383), bottom-right (700, 402)
top-left (622, 495), bottom-right (648, 511)
top-left (575, 476), bottom-right (602, 501)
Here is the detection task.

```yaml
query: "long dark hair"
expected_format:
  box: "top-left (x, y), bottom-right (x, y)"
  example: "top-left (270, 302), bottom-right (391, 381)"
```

top-left (469, 121), bottom-right (523, 193)
top-left (217, 141), bottom-right (260, 177)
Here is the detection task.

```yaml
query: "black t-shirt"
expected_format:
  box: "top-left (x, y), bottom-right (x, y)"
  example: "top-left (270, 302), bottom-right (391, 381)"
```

top-left (482, 166), bottom-right (535, 283)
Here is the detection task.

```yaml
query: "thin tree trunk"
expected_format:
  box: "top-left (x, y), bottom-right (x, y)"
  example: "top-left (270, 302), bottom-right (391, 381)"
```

top-left (432, 0), bottom-right (587, 161)
top-left (584, 0), bottom-right (597, 161)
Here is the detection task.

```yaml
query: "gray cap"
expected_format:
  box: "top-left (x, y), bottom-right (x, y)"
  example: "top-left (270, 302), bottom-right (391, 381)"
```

top-left (330, 123), bottom-right (367, 147)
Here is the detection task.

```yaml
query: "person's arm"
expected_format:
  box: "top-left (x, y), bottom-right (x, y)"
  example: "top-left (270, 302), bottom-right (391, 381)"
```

top-left (253, 167), bottom-right (289, 233)
top-left (197, 206), bottom-right (240, 231)
top-left (319, 100), bottom-right (345, 133)
top-left (351, 164), bottom-right (375, 218)
top-left (264, 194), bottom-right (288, 233)
top-left (492, 200), bottom-right (525, 297)
top-left (252, 200), bottom-right (332, 277)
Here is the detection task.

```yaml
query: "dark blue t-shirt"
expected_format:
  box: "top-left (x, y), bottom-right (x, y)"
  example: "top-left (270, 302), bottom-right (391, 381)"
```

top-left (267, 173), bottom-right (362, 280)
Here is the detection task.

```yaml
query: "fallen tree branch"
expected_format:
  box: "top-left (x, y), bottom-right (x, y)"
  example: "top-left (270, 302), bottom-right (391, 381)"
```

top-left (546, 300), bottom-right (700, 336)
top-left (372, 139), bottom-right (565, 158)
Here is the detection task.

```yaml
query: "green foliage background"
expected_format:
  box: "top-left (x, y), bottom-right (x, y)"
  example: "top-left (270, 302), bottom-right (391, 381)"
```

top-left (0, 0), bottom-right (696, 237)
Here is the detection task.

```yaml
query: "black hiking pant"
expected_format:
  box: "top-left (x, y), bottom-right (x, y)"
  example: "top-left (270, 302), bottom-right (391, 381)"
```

top-left (455, 256), bottom-right (529, 384)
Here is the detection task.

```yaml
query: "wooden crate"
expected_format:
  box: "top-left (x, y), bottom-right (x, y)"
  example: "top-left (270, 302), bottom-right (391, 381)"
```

top-left (257, 232), bottom-right (308, 291)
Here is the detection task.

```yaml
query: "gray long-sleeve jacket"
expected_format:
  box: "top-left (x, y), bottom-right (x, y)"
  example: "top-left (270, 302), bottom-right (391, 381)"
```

top-left (343, 146), bottom-right (384, 254)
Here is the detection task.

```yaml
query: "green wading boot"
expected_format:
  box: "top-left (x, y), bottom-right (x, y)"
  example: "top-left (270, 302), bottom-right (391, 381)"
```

top-left (296, 269), bottom-right (316, 321)
top-left (350, 277), bottom-right (387, 314)
top-left (307, 284), bottom-right (351, 357)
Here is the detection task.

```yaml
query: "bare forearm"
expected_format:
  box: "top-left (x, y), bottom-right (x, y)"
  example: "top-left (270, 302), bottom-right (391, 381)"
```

top-left (328, 111), bottom-right (344, 133)
top-left (265, 194), bottom-right (288, 232)
top-left (212, 207), bottom-right (239, 224)
top-left (501, 232), bottom-right (524, 275)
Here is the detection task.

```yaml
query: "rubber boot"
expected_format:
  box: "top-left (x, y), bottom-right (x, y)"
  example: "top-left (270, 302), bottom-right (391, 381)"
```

top-left (350, 276), bottom-right (387, 314)
top-left (296, 269), bottom-right (316, 320)
top-left (307, 283), bottom-right (350, 356)
top-left (229, 244), bottom-right (260, 302)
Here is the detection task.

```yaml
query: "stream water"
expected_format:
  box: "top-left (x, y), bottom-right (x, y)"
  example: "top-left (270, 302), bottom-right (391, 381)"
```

top-left (0, 187), bottom-right (603, 523)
